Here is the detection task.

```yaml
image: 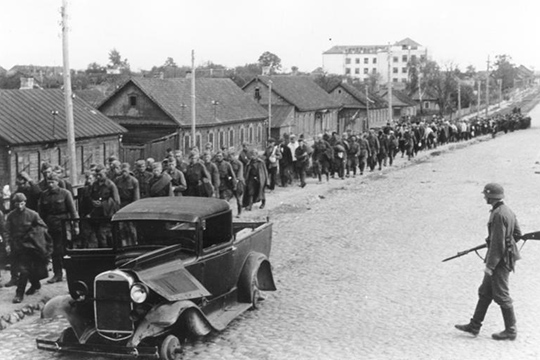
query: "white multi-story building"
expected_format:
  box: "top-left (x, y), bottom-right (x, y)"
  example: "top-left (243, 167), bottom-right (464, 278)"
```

top-left (322, 38), bottom-right (428, 85)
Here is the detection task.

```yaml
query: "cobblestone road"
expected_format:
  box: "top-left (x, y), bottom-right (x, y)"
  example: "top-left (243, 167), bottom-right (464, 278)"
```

top-left (2, 106), bottom-right (540, 360)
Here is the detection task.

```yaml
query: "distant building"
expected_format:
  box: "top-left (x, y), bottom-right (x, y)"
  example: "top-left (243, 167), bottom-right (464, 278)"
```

top-left (242, 76), bottom-right (341, 140)
top-left (322, 38), bottom-right (428, 85)
top-left (0, 89), bottom-right (126, 188)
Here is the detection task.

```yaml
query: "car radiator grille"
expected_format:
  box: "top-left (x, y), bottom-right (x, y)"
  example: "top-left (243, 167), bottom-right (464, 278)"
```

top-left (95, 278), bottom-right (134, 333)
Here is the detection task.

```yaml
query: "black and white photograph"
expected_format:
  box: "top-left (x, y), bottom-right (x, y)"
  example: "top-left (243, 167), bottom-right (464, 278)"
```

top-left (0, 0), bottom-right (540, 359)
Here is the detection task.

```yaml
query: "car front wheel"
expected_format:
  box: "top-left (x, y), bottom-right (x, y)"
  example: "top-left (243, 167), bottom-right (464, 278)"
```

top-left (160, 334), bottom-right (183, 360)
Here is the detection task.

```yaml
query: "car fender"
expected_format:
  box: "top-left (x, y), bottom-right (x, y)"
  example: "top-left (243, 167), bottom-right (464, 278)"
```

top-left (129, 300), bottom-right (213, 347)
top-left (238, 252), bottom-right (276, 303)
top-left (41, 295), bottom-right (92, 340)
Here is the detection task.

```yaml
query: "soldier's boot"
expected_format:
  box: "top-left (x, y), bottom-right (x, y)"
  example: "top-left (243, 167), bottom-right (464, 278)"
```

top-left (492, 306), bottom-right (517, 341)
top-left (47, 256), bottom-right (63, 284)
top-left (4, 267), bottom-right (19, 287)
top-left (259, 199), bottom-right (266, 209)
top-left (455, 297), bottom-right (491, 336)
top-left (12, 274), bottom-right (28, 304)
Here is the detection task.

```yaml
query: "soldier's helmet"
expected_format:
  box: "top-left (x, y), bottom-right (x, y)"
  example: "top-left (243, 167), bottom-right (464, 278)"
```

top-left (482, 183), bottom-right (504, 199)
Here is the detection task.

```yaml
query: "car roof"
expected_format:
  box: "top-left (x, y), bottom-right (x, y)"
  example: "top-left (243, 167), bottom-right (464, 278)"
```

top-left (112, 197), bottom-right (231, 223)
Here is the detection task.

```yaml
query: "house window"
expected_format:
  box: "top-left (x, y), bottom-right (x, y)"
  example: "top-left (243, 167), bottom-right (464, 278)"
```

top-left (393, 78), bottom-right (398, 82)
top-left (257, 124), bottom-right (262, 143)
top-left (393, 67), bottom-right (398, 74)
top-left (219, 131), bottom-right (225, 149)
top-left (402, 67), bottom-right (407, 73)
top-left (229, 129), bottom-right (234, 147)
top-left (373, 58), bottom-right (377, 64)
top-left (411, 55), bottom-right (417, 62)
top-left (401, 79), bottom-right (407, 83)
top-left (364, 58), bottom-right (368, 64)
top-left (345, 68), bottom-right (351, 75)
top-left (208, 131), bottom-right (214, 149)
top-left (402, 55), bottom-right (408, 62)
top-left (184, 134), bottom-right (191, 154)
top-left (372, 68), bottom-right (377, 74)
top-left (345, 58), bottom-right (351, 64)
top-left (424, 101), bottom-right (429, 109)
top-left (363, 68), bottom-right (369, 74)
top-left (240, 127), bottom-right (245, 144)
top-left (196, 133), bottom-right (202, 151)
top-left (249, 126), bottom-right (253, 144)
top-left (129, 95), bottom-right (137, 107)
top-left (355, 68), bottom-right (360, 74)
top-left (355, 58), bottom-right (360, 64)
top-left (393, 56), bottom-right (398, 63)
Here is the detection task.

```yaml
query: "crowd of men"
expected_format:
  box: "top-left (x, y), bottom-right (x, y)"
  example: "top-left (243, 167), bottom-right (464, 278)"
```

top-left (0, 108), bottom-right (531, 304)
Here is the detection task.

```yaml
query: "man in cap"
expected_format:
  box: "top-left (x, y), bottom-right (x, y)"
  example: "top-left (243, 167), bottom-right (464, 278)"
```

top-left (455, 183), bottom-right (521, 340)
top-left (242, 149), bottom-right (268, 210)
top-left (185, 151), bottom-right (211, 197)
top-left (295, 135), bottom-right (311, 188)
top-left (133, 160), bottom-right (152, 198)
top-left (88, 164), bottom-right (120, 247)
top-left (148, 162), bottom-right (173, 197)
top-left (114, 163), bottom-right (140, 208)
top-left (5, 193), bottom-right (51, 303)
top-left (264, 138), bottom-right (282, 191)
top-left (38, 174), bottom-right (78, 284)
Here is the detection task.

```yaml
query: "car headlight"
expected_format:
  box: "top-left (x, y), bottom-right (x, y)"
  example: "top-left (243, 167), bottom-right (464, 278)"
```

top-left (130, 283), bottom-right (149, 304)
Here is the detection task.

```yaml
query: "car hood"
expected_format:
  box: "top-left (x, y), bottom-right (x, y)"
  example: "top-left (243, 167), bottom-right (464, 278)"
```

top-left (122, 245), bottom-right (211, 302)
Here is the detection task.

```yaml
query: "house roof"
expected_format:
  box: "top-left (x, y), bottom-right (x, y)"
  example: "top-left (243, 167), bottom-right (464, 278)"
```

top-left (245, 76), bottom-right (341, 112)
top-left (329, 82), bottom-right (387, 109)
top-left (394, 38), bottom-right (422, 48)
top-left (0, 89), bottom-right (126, 145)
top-left (270, 105), bottom-right (295, 128)
top-left (74, 88), bottom-right (109, 108)
top-left (99, 77), bottom-right (268, 127)
top-left (378, 89), bottom-right (417, 107)
top-left (409, 89), bottom-right (438, 101)
top-left (323, 45), bottom-right (387, 55)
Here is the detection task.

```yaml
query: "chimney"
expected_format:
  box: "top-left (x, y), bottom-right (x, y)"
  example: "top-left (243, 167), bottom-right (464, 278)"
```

top-left (185, 70), bottom-right (192, 79)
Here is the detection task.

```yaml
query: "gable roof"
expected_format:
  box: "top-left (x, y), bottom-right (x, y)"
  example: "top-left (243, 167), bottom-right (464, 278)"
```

top-left (394, 38), bottom-right (422, 48)
top-left (378, 89), bottom-right (417, 107)
top-left (245, 76), bottom-right (341, 112)
top-left (329, 82), bottom-right (387, 109)
top-left (99, 77), bottom-right (268, 127)
top-left (0, 89), bottom-right (126, 145)
top-left (409, 89), bottom-right (438, 101)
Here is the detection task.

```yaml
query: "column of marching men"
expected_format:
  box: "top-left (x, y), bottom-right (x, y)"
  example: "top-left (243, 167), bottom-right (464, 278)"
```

top-left (0, 109), bottom-right (532, 303)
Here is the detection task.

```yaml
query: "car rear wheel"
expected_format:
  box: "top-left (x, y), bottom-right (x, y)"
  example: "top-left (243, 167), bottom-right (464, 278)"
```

top-left (160, 334), bottom-right (183, 360)
top-left (251, 276), bottom-right (262, 310)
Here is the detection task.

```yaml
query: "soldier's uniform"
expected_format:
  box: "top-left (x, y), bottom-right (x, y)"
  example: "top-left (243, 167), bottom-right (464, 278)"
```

top-left (38, 178), bottom-right (78, 283)
top-left (455, 183), bottom-right (521, 341)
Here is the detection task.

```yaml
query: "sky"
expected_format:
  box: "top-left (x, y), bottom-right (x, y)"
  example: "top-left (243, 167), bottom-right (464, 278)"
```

top-left (1, 0), bottom-right (539, 74)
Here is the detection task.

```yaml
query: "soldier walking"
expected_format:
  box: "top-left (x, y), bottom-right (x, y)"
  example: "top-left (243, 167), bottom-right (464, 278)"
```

top-left (4, 193), bottom-right (51, 303)
top-left (455, 183), bottom-right (521, 340)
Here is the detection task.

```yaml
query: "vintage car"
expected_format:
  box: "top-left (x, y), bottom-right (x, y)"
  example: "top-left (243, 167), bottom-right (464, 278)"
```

top-left (37, 197), bottom-right (276, 359)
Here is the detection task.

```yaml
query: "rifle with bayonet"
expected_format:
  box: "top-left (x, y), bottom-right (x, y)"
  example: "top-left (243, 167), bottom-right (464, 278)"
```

top-left (442, 231), bottom-right (540, 262)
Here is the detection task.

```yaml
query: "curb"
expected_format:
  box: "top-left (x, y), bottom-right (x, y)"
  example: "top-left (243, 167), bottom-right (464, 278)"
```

top-left (0, 296), bottom-right (50, 331)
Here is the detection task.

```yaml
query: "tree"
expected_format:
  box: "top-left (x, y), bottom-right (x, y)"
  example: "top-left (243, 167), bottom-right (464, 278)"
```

top-left (229, 63), bottom-right (262, 87)
top-left (493, 54), bottom-right (516, 91)
top-left (258, 51), bottom-right (281, 74)
top-left (163, 57), bottom-right (178, 68)
top-left (108, 48), bottom-right (130, 71)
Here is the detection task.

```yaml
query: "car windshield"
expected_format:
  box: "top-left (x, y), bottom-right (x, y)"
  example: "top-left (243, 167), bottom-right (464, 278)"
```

top-left (113, 220), bottom-right (197, 251)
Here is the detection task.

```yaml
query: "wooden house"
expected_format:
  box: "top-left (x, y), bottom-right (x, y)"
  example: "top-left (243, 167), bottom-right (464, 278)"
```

top-left (98, 77), bottom-right (268, 162)
top-left (242, 76), bottom-right (341, 140)
top-left (0, 89), bottom-right (127, 188)
top-left (327, 82), bottom-right (389, 132)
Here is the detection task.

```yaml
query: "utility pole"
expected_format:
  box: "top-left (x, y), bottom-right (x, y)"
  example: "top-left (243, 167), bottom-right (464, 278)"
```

top-left (387, 43), bottom-right (393, 124)
top-left (457, 80), bottom-right (461, 116)
top-left (268, 80), bottom-right (272, 140)
top-left (485, 56), bottom-right (490, 118)
top-left (61, 0), bottom-right (77, 185)
top-left (191, 50), bottom-right (196, 150)
top-left (365, 84), bottom-right (370, 131)
top-left (476, 79), bottom-right (481, 117)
